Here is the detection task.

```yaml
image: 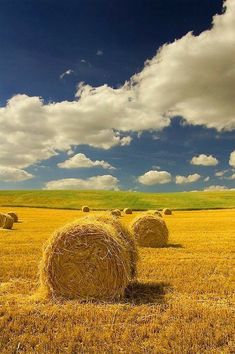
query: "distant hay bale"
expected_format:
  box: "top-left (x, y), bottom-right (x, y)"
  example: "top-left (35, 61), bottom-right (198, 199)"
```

top-left (2, 214), bottom-right (14, 230)
top-left (0, 213), bottom-right (6, 227)
top-left (7, 212), bottom-right (18, 222)
top-left (82, 206), bottom-right (90, 212)
top-left (146, 210), bottom-right (162, 217)
top-left (130, 214), bottom-right (169, 248)
top-left (83, 214), bottom-right (138, 278)
top-left (110, 209), bottom-right (121, 217)
top-left (40, 218), bottom-right (133, 301)
top-left (163, 208), bottom-right (172, 215)
top-left (124, 208), bottom-right (132, 214)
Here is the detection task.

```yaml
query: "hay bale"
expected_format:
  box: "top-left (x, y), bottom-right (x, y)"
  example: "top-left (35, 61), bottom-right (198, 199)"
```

top-left (83, 214), bottom-right (138, 278)
top-left (146, 210), bottom-right (162, 217)
top-left (2, 215), bottom-right (14, 229)
top-left (163, 208), bottom-right (172, 215)
top-left (7, 212), bottom-right (18, 222)
top-left (110, 209), bottom-right (121, 217)
top-left (82, 206), bottom-right (90, 212)
top-left (40, 218), bottom-right (133, 301)
top-left (124, 208), bottom-right (132, 214)
top-left (130, 214), bottom-right (168, 248)
top-left (0, 213), bottom-right (6, 227)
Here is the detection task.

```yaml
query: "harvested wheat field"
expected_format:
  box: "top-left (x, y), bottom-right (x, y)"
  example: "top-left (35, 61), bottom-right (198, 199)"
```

top-left (0, 207), bottom-right (235, 353)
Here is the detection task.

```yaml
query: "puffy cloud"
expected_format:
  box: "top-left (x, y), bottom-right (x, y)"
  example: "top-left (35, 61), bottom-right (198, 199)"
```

top-left (191, 154), bottom-right (218, 166)
top-left (138, 170), bottom-right (172, 185)
top-left (0, 0), bottom-right (235, 172)
top-left (130, 0), bottom-right (235, 131)
top-left (215, 170), bottom-right (228, 177)
top-left (227, 173), bottom-right (235, 180)
top-left (229, 151), bottom-right (235, 167)
top-left (175, 173), bottom-right (201, 184)
top-left (44, 175), bottom-right (119, 190)
top-left (204, 176), bottom-right (210, 182)
top-left (204, 185), bottom-right (235, 191)
top-left (57, 153), bottom-right (115, 170)
top-left (96, 50), bottom-right (103, 56)
top-left (0, 166), bottom-right (34, 182)
top-left (0, 94), bottom-right (132, 169)
top-left (60, 69), bottom-right (74, 79)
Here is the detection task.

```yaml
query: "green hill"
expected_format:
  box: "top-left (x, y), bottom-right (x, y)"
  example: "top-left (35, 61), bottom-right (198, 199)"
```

top-left (0, 190), bottom-right (235, 210)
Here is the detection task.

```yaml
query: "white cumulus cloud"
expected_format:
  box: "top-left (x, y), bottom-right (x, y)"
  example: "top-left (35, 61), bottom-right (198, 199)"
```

top-left (229, 151), bottom-right (235, 168)
top-left (191, 154), bottom-right (218, 166)
top-left (57, 153), bottom-right (115, 170)
top-left (215, 170), bottom-right (228, 177)
top-left (138, 170), bottom-right (172, 185)
top-left (0, 166), bottom-right (34, 182)
top-left (204, 185), bottom-right (235, 191)
top-left (44, 175), bottom-right (119, 190)
top-left (227, 173), bottom-right (235, 180)
top-left (175, 173), bottom-right (201, 184)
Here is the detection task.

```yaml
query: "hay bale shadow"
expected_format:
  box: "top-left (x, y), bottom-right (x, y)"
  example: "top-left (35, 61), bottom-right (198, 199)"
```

top-left (165, 243), bottom-right (183, 248)
top-left (125, 281), bottom-right (171, 305)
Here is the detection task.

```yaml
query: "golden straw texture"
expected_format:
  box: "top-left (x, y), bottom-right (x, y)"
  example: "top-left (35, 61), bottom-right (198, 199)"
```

top-left (130, 214), bottom-right (169, 247)
top-left (83, 214), bottom-right (138, 278)
top-left (7, 212), bottom-right (18, 222)
top-left (39, 218), bottom-right (132, 301)
top-left (82, 206), bottom-right (90, 212)
top-left (163, 208), bottom-right (172, 215)
top-left (123, 208), bottom-right (132, 214)
top-left (146, 210), bottom-right (162, 217)
top-left (2, 214), bottom-right (14, 229)
top-left (110, 209), bottom-right (121, 217)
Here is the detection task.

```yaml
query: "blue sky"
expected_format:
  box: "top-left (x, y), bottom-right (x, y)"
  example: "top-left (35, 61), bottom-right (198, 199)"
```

top-left (0, 0), bottom-right (235, 191)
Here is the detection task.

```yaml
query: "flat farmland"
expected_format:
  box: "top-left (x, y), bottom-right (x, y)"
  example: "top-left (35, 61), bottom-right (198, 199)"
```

top-left (0, 207), bottom-right (234, 353)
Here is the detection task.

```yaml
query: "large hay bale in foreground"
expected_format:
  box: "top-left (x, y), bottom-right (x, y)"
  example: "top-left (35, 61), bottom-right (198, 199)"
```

top-left (7, 212), bottom-right (18, 222)
top-left (124, 208), bottom-right (132, 214)
top-left (1, 214), bottom-right (14, 229)
top-left (163, 208), bottom-right (172, 215)
top-left (82, 206), bottom-right (90, 212)
top-left (40, 218), bottom-right (133, 301)
top-left (130, 214), bottom-right (168, 248)
top-left (110, 209), bottom-right (121, 217)
top-left (83, 214), bottom-right (138, 278)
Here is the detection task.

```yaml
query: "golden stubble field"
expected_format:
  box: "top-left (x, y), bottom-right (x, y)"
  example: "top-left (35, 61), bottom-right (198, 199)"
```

top-left (0, 207), bottom-right (235, 354)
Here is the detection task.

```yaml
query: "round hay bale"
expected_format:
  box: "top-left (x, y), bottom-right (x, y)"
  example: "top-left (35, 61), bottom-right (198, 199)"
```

top-left (110, 209), bottom-right (121, 217)
top-left (7, 212), bottom-right (18, 222)
top-left (163, 208), bottom-right (172, 215)
top-left (82, 206), bottom-right (90, 212)
top-left (40, 219), bottom-right (133, 301)
top-left (0, 213), bottom-right (6, 227)
top-left (124, 208), bottom-right (132, 214)
top-left (83, 214), bottom-right (138, 278)
top-left (146, 210), bottom-right (162, 218)
top-left (3, 215), bottom-right (14, 230)
top-left (130, 214), bottom-right (168, 248)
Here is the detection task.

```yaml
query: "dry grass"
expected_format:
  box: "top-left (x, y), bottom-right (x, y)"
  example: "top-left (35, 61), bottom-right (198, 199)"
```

top-left (0, 207), bottom-right (235, 353)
